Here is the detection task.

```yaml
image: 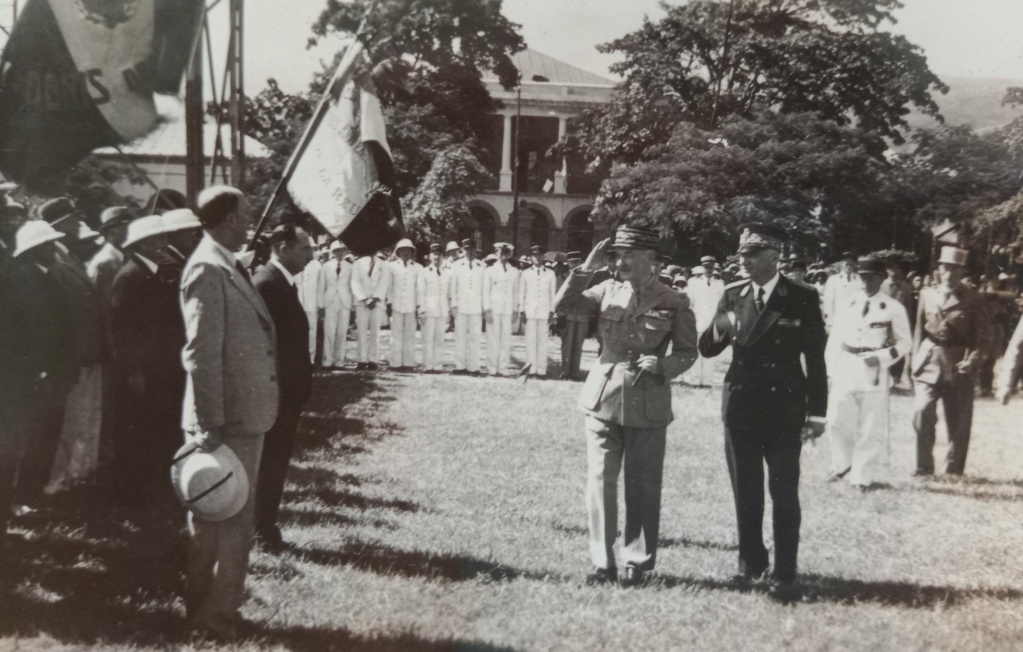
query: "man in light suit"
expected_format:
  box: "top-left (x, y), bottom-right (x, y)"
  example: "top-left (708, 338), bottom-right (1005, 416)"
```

top-left (483, 243), bottom-right (518, 376)
top-left (519, 245), bottom-right (557, 377)
top-left (294, 251), bottom-right (323, 364)
top-left (320, 241), bottom-right (354, 368)
top-left (388, 239), bottom-right (421, 370)
top-left (699, 223), bottom-right (827, 602)
top-left (449, 239), bottom-right (486, 374)
top-left (555, 227), bottom-right (697, 586)
top-left (180, 186), bottom-right (279, 640)
top-left (418, 243), bottom-right (448, 372)
top-left (252, 224), bottom-right (314, 549)
top-left (352, 248), bottom-right (391, 370)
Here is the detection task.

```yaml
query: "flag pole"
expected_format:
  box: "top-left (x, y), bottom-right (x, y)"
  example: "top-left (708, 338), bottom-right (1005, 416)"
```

top-left (247, 4), bottom-right (377, 252)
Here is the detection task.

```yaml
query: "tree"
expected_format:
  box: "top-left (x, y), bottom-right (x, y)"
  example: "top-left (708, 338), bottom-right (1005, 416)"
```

top-left (592, 110), bottom-right (893, 262)
top-left (400, 143), bottom-right (494, 246)
top-left (574, 0), bottom-right (946, 165)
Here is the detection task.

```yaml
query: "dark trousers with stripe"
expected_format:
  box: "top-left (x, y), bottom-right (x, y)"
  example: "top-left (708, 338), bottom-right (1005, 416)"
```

top-left (724, 427), bottom-right (802, 582)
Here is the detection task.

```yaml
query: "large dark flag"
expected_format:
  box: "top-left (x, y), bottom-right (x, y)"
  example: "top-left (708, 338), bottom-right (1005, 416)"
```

top-left (284, 40), bottom-right (404, 257)
top-left (0, 0), bottom-right (204, 187)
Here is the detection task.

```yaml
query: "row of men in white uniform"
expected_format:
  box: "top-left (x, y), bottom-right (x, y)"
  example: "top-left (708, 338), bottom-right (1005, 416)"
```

top-left (290, 237), bottom-right (559, 375)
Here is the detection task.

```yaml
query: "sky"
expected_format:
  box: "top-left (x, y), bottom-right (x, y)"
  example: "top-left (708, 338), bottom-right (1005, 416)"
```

top-left (212, 0), bottom-right (1023, 96)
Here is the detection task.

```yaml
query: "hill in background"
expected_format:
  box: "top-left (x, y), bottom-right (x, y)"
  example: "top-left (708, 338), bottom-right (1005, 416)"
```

top-left (909, 75), bottom-right (1023, 133)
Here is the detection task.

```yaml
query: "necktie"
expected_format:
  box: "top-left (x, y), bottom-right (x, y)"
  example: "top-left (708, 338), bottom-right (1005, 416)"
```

top-left (336, 261), bottom-right (341, 277)
top-left (235, 261), bottom-right (252, 286)
top-left (755, 287), bottom-right (765, 312)
top-left (862, 299), bottom-right (870, 317)
top-left (369, 257), bottom-right (375, 276)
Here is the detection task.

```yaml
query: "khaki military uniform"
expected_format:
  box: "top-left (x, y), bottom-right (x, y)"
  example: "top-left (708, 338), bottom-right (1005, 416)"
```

top-left (555, 270), bottom-right (697, 572)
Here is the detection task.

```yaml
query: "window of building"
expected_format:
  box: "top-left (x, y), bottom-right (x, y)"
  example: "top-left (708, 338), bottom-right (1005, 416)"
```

top-left (529, 209), bottom-right (550, 251)
top-left (566, 210), bottom-right (593, 254)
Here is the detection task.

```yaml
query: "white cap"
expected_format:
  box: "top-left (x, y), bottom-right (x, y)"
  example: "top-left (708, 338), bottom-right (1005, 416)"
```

top-left (122, 215), bottom-right (167, 249)
top-left (394, 238), bottom-right (416, 252)
top-left (13, 220), bottom-right (64, 257)
top-left (445, 241), bottom-right (460, 253)
top-left (170, 442), bottom-right (249, 522)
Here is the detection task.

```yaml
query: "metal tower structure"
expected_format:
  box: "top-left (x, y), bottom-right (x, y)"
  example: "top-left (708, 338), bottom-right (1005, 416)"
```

top-left (185, 0), bottom-right (246, 206)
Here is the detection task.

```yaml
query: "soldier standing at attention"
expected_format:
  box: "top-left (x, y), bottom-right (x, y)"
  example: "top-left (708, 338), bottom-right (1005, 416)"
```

top-left (519, 245), bottom-right (557, 378)
top-left (555, 227), bottom-right (697, 587)
top-left (698, 223), bottom-right (827, 603)
top-left (911, 246), bottom-right (994, 477)
top-left (824, 255), bottom-right (911, 490)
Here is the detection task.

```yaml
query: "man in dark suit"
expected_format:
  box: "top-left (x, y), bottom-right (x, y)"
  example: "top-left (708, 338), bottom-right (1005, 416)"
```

top-left (252, 224), bottom-right (314, 548)
top-left (698, 223), bottom-right (827, 602)
top-left (555, 227), bottom-right (698, 587)
top-left (5, 221), bottom-right (78, 514)
top-left (109, 215), bottom-right (186, 502)
top-left (911, 245), bottom-right (994, 477)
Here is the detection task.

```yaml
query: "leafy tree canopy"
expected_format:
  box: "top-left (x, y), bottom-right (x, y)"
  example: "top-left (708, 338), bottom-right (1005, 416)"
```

top-left (575, 0), bottom-right (947, 165)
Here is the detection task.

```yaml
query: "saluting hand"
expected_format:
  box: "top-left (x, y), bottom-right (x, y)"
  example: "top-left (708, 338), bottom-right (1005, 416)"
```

top-left (581, 238), bottom-right (611, 273)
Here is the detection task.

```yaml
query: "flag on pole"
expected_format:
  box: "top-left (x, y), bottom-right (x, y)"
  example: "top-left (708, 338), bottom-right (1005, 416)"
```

top-left (0, 0), bottom-right (204, 186)
top-left (286, 44), bottom-right (404, 257)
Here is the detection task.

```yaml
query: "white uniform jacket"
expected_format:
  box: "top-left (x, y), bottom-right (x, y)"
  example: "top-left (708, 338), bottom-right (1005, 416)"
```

top-left (483, 262), bottom-right (519, 315)
top-left (351, 255), bottom-right (391, 306)
top-left (389, 259), bottom-right (421, 313)
top-left (519, 265), bottom-right (556, 319)
top-left (825, 291), bottom-right (912, 390)
top-left (449, 258), bottom-right (486, 315)
top-left (418, 263), bottom-right (448, 318)
top-left (320, 255), bottom-right (355, 309)
top-left (295, 258), bottom-right (323, 312)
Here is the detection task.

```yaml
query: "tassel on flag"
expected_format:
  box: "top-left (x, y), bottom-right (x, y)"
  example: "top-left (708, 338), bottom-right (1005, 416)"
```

top-left (0, 0), bottom-right (204, 187)
top-left (284, 40), bottom-right (404, 257)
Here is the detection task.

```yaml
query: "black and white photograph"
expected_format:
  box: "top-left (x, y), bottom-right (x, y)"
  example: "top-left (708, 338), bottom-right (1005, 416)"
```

top-left (2, 0), bottom-right (1023, 649)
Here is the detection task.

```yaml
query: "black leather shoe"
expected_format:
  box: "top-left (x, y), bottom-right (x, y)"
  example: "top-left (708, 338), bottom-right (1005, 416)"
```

top-left (912, 469), bottom-right (933, 480)
top-left (585, 567), bottom-right (618, 586)
top-left (619, 566), bottom-right (645, 588)
top-left (729, 568), bottom-right (768, 587)
top-left (767, 579), bottom-right (802, 603)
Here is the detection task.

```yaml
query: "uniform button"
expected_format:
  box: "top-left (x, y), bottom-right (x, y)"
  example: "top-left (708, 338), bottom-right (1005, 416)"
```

top-left (770, 386), bottom-right (776, 392)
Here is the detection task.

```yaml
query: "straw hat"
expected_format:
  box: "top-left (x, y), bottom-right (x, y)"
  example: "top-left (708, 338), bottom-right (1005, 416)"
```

top-left (13, 220), bottom-right (65, 257)
top-left (170, 442), bottom-right (249, 522)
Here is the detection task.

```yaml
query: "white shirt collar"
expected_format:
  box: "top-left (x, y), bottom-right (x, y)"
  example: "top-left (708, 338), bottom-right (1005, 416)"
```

top-left (270, 258), bottom-right (295, 286)
top-left (751, 273), bottom-right (780, 303)
top-left (209, 237), bottom-right (237, 264)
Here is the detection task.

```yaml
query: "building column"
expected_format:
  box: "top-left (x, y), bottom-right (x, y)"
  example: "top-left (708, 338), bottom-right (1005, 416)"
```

top-left (500, 114), bottom-right (513, 192)
top-left (554, 116), bottom-right (567, 194)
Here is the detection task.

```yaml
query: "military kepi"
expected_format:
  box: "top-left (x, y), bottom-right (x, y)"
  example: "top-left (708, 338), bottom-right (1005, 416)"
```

top-left (737, 222), bottom-right (787, 253)
top-left (856, 255), bottom-right (885, 275)
top-left (611, 225), bottom-right (659, 250)
top-left (937, 246), bottom-right (968, 267)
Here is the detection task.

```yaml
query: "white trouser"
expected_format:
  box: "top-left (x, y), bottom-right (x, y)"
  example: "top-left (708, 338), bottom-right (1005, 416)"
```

top-left (454, 311), bottom-right (482, 372)
top-left (390, 311), bottom-right (418, 367)
top-left (305, 309), bottom-right (318, 363)
top-left (524, 318), bottom-right (549, 376)
top-left (486, 313), bottom-right (513, 375)
top-left (421, 316), bottom-right (446, 370)
top-left (323, 303), bottom-right (351, 366)
top-left (827, 386), bottom-right (888, 486)
top-left (355, 303), bottom-right (381, 363)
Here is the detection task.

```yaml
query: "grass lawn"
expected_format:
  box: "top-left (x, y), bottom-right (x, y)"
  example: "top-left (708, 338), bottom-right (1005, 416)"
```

top-left (3, 331), bottom-right (1023, 651)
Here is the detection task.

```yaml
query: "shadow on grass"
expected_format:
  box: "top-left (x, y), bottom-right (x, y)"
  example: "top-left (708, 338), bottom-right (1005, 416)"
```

top-left (654, 572), bottom-right (1023, 608)
top-left (286, 540), bottom-right (563, 584)
top-left (246, 623), bottom-right (518, 652)
top-left (659, 536), bottom-right (738, 552)
top-left (284, 487), bottom-right (420, 514)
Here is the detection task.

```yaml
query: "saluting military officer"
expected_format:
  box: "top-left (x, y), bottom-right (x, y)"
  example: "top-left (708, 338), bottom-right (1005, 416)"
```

top-left (824, 255), bottom-right (912, 490)
top-left (911, 245), bottom-right (994, 477)
top-left (698, 223), bottom-right (827, 602)
top-left (554, 226), bottom-right (698, 587)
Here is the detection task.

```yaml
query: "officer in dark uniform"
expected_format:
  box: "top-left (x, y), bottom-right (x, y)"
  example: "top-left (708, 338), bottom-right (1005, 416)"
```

top-left (911, 245), bottom-right (994, 477)
top-left (698, 223), bottom-right (827, 602)
top-left (555, 226), bottom-right (698, 587)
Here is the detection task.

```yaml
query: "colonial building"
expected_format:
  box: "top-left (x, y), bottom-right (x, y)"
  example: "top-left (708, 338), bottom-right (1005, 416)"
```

top-left (465, 49), bottom-right (615, 256)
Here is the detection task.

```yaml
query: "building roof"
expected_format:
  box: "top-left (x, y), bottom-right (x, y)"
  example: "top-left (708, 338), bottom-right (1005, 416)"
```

top-left (96, 119), bottom-right (270, 160)
top-left (485, 48), bottom-right (615, 87)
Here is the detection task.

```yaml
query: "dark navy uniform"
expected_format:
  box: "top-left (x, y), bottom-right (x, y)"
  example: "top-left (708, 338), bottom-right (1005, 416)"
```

top-left (699, 274), bottom-right (827, 582)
